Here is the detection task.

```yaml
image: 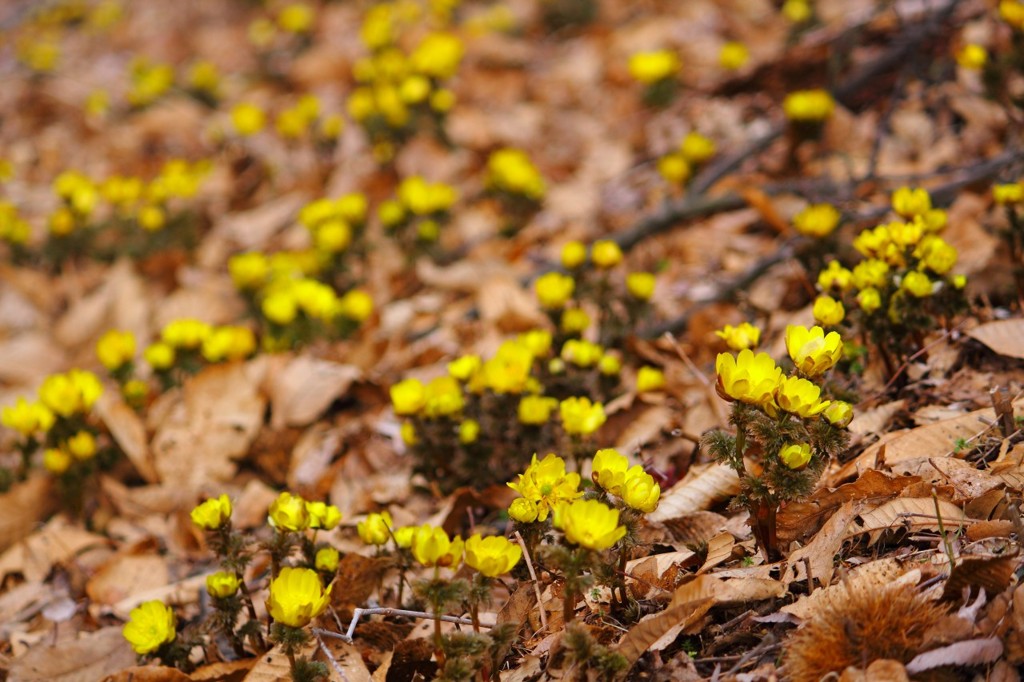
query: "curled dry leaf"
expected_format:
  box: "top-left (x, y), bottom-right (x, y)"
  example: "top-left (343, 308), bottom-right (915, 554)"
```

top-left (267, 354), bottom-right (361, 429)
top-left (967, 319), bottom-right (1024, 360)
top-left (647, 463), bottom-right (740, 522)
top-left (151, 361), bottom-right (266, 495)
top-left (0, 475), bottom-right (57, 554)
top-left (615, 599), bottom-right (715, 666)
top-left (905, 637), bottom-right (1004, 674)
top-left (852, 497), bottom-right (966, 546)
top-left (941, 554), bottom-right (1019, 603)
top-left (95, 392), bottom-right (157, 484)
top-left (9, 626), bottom-right (135, 682)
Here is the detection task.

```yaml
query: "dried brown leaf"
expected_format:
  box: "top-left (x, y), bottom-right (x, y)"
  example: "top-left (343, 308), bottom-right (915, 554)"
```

top-left (852, 497), bottom-right (965, 546)
top-left (778, 470), bottom-right (920, 544)
top-left (10, 626), bottom-right (135, 682)
top-left (614, 599), bottom-right (714, 666)
top-left (785, 501), bottom-right (864, 588)
top-left (647, 464), bottom-right (740, 522)
top-left (697, 532), bottom-right (734, 574)
top-left (967, 319), bottom-right (1024, 360)
top-left (86, 554), bottom-right (169, 606)
top-left (941, 554), bottom-right (1019, 603)
top-left (905, 637), bottom-right (1003, 674)
top-left (95, 392), bottom-right (157, 483)
top-left (267, 355), bottom-right (361, 429)
top-left (0, 475), bottom-right (57, 554)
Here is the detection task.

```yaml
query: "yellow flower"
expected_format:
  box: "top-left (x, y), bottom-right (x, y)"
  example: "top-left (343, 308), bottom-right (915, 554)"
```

top-left (718, 41), bottom-right (749, 70)
top-left (775, 376), bottom-right (830, 419)
top-left (479, 341), bottom-right (534, 394)
top-left (39, 370), bottom-right (103, 418)
top-left (812, 295), bottom-right (845, 326)
top-left (793, 204), bottom-right (840, 238)
top-left (144, 342), bottom-right (175, 371)
top-left (553, 499), bottom-right (626, 551)
top-left (390, 378), bottom-right (426, 416)
top-left (123, 600), bottom-right (176, 655)
top-left (447, 355), bottom-right (482, 383)
top-left (782, 0), bottom-right (811, 22)
top-left (278, 3), bottom-right (314, 33)
top-left (206, 571), bottom-right (240, 599)
top-left (891, 187), bottom-right (931, 219)
top-left (393, 526), bottom-right (417, 549)
top-left (599, 353), bottom-right (622, 376)
top-left (487, 148), bottom-right (546, 200)
top-left (535, 272), bottom-right (575, 309)
top-left (518, 395), bottom-right (558, 425)
top-left (918, 237), bottom-right (958, 275)
top-left (266, 567), bottom-right (332, 628)
top-left (560, 397), bottom-right (606, 436)
top-left (817, 261), bottom-right (853, 292)
top-left (953, 274), bottom-right (967, 289)
top-left (2, 398), bottom-right (55, 437)
top-left (628, 50), bottom-right (680, 84)
top-left (857, 288), bottom-right (882, 314)
top-left (901, 271), bottom-right (933, 298)
top-left (137, 204), bottom-right (165, 232)
top-left (626, 272), bottom-right (656, 300)
top-left (955, 44), bottom-right (987, 70)
top-left (636, 366), bottom-right (666, 393)
top-left (1001, 0), bottom-right (1024, 29)
top-left (560, 308), bottom-right (591, 335)
top-left (269, 492), bottom-right (310, 532)
top-left (96, 330), bottom-right (136, 371)
top-left (783, 89), bottom-right (835, 122)
top-left (785, 325), bottom-right (842, 377)
top-left (561, 241), bottom-right (587, 269)
top-left (43, 447), bottom-right (72, 475)
top-left (358, 511), bottom-right (393, 546)
top-left (459, 419), bottom-right (480, 444)
top-left (680, 132), bottom-right (716, 164)
top-left (67, 430), bottom-right (97, 460)
top-left (508, 497), bottom-right (539, 523)
top-left (507, 453), bottom-right (583, 521)
top-left (519, 329), bottom-right (553, 358)
top-left (779, 442), bottom-right (812, 470)
top-left (339, 289), bottom-right (374, 322)
top-left (191, 494), bottom-right (232, 530)
top-left (993, 183), bottom-right (1024, 205)
top-left (315, 547), bottom-right (340, 572)
top-left (411, 525), bottom-right (463, 568)
top-left (657, 153), bottom-right (691, 185)
top-left (852, 259), bottom-right (889, 289)
top-left (715, 322), bottom-right (761, 351)
top-left (715, 350), bottom-right (782, 408)
top-left (162, 319), bottom-right (211, 350)
top-left (306, 501), bottom-right (342, 530)
top-left (824, 400), bottom-right (854, 428)
top-left (591, 240), bottom-right (623, 269)
top-left (423, 376), bottom-right (464, 418)
top-left (410, 33), bottom-right (464, 79)
top-left (231, 102), bottom-right (266, 137)
top-left (465, 534), bottom-right (522, 577)
top-left (621, 469), bottom-right (661, 513)
top-left (592, 448), bottom-right (630, 495)
top-left (561, 339), bottom-right (603, 368)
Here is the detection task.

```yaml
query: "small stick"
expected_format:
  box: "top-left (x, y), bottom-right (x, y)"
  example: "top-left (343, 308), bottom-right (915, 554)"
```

top-left (314, 608), bottom-right (484, 644)
top-left (313, 630), bottom-right (351, 682)
top-left (932, 489), bottom-right (956, 575)
top-left (514, 530), bottom-right (549, 632)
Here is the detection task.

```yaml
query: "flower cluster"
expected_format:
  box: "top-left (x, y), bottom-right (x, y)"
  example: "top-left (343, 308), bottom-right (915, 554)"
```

top-left (658, 131), bottom-right (717, 187)
top-left (485, 148), bottom-right (546, 232)
top-left (228, 245), bottom-right (373, 351)
top-left (379, 176), bottom-right (459, 251)
top-left (2, 370), bottom-right (105, 487)
top-left (706, 325), bottom-right (852, 557)
top-left (806, 188), bottom-right (967, 372)
top-left (348, 19), bottom-right (463, 161)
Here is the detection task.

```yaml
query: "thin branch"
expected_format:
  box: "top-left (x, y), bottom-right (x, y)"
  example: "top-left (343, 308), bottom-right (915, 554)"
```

top-left (313, 630), bottom-right (351, 682)
top-left (313, 607), bottom-right (487, 644)
top-left (513, 530), bottom-right (548, 632)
